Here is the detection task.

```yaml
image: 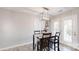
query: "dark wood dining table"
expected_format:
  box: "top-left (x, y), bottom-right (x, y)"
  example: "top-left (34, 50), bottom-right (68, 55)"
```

top-left (33, 32), bottom-right (53, 51)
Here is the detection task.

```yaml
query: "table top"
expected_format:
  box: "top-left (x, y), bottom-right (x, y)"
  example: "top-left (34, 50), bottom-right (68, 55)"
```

top-left (37, 36), bottom-right (55, 39)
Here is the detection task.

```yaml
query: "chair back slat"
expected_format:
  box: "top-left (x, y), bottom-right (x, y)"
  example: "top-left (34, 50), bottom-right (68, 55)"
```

top-left (42, 33), bottom-right (51, 38)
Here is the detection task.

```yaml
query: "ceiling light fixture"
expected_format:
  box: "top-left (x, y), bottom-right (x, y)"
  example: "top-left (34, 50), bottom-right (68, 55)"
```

top-left (42, 7), bottom-right (50, 21)
top-left (41, 7), bottom-right (50, 31)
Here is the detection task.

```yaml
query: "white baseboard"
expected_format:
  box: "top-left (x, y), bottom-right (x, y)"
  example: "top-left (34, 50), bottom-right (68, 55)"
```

top-left (60, 42), bottom-right (79, 50)
top-left (0, 41), bottom-right (33, 51)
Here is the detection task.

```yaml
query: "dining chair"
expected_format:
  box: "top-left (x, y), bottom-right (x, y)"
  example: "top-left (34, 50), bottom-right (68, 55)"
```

top-left (34, 30), bottom-right (41, 34)
top-left (33, 30), bottom-right (41, 50)
top-left (40, 33), bottom-right (51, 51)
top-left (54, 32), bottom-right (60, 51)
top-left (42, 33), bottom-right (51, 38)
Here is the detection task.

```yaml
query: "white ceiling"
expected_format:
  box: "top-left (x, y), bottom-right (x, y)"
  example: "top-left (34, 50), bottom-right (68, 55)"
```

top-left (1, 7), bottom-right (77, 16)
top-left (27, 7), bottom-right (76, 16)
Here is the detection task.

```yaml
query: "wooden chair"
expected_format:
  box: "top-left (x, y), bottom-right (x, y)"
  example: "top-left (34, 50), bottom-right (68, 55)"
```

top-left (40, 33), bottom-right (51, 51)
top-left (33, 30), bottom-right (40, 50)
top-left (34, 30), bottom-right (40, 34)
top-left (42, 33), bottom-right (51, 38)
top-left (54, 32), bottom-right (60, 51)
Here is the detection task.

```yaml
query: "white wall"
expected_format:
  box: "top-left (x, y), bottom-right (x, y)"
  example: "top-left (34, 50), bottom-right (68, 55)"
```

top-left (0, 8), bottom-right (40, 49)
top-left (50, 8), bottom-right (79, 49)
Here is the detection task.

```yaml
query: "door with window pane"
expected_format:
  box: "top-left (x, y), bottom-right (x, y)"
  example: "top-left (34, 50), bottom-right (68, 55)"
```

top-left (63, 19), bottom-right (72, 43)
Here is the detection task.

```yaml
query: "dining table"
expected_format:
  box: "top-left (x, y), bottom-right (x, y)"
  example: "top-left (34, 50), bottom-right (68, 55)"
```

top-left (33, 32), bottom-right (52, 51)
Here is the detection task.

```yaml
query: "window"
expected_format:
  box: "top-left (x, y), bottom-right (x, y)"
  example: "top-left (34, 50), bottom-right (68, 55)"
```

top-left (53, 21), bottom-right (60, 34)
top-left (63, 19), bottom-right (72, 42)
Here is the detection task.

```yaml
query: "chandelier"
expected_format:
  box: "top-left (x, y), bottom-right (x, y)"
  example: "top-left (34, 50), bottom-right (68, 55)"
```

top-left (41, 7), bottom-right (50, 31)
top-left (42, 7), bottom-right (50, 21)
